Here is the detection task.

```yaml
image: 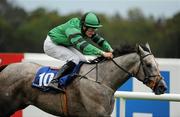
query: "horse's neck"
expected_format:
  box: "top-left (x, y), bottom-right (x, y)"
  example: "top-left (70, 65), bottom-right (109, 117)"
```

top-left (79, 53), bottom-right (140, 92)
top-left (99, 53), bottom-right (140, 91)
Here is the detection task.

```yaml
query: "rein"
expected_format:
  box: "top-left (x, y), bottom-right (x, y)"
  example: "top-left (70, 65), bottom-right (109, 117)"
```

top-left (76, 58), bottom-right (106, 83)
top-left (76, 52), bottom-right (161, 91)
top-left (111, 53), bottom-right (162, 90)
top-left (111, 59), bottom-right (134, 78)
top-left (111, 53), bottom-right (152, 79)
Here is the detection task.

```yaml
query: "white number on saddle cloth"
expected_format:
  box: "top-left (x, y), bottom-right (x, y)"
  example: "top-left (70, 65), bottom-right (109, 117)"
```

top-left (38, 72), bottom-right (55, 86)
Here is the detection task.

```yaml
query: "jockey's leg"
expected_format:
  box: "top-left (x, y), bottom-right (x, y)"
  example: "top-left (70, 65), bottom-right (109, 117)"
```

top-left (48, 61), bottom-right (76, 91)
top-left (53, 61), bottom-right (76, 82)
top-left (44, 36), bottom-right (82, 91)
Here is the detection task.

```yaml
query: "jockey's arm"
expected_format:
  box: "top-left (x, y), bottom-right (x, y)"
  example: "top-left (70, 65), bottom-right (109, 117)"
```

top-left (65, 28), bottom-right (104, 56)
top-left (92, 34), bottom-right (113, 52)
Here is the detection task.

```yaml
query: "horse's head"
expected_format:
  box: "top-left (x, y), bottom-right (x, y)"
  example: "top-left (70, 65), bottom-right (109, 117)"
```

top-left (134, 43), bottom-right (167, 95)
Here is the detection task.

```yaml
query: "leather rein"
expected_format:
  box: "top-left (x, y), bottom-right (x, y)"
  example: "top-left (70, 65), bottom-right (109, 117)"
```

top-left (111, 53), bottom-right (162, 90)
top-left (78, 53), bottom-right (162, 91)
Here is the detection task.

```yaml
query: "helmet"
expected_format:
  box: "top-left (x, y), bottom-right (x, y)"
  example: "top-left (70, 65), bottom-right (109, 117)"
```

top-left (81, 12), bottom-right (102, 28)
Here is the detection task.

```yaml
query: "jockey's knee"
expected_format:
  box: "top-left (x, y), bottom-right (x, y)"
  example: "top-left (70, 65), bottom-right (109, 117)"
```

top-left (69, 57), bottom-right (80, 65)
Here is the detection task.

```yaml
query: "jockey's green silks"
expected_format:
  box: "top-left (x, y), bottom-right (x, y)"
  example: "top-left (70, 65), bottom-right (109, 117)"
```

top-left (48, 18), bottom-right (113, 55)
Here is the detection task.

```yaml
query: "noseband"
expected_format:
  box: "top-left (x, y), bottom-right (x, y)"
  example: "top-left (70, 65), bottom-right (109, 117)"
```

top-left (111, 53), bottom-right (162, 90)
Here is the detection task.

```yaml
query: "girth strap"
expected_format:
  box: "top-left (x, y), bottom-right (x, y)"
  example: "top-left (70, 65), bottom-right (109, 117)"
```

top-left (60, 91), bottom-right (68, 116)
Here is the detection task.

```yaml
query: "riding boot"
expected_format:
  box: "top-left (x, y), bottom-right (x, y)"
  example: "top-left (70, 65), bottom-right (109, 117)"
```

top-left (48, 61), bottom-right (76, 91)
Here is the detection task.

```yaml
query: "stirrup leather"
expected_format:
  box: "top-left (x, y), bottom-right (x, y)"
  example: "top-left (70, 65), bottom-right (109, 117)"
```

top-left (48, 82), bottom-right (65, 92)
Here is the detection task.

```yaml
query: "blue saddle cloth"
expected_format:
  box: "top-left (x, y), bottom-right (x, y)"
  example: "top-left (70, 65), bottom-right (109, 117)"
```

top-left (32, 62), bottom-right (83, 92)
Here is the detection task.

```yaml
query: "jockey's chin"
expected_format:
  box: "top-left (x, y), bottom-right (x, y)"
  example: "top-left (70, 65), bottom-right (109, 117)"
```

top-left (86, 34), bottom-right (93, 38)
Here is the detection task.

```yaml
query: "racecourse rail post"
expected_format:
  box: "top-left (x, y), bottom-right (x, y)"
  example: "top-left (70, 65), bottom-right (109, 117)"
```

top-left (114, 91), bottom-right (180, 117)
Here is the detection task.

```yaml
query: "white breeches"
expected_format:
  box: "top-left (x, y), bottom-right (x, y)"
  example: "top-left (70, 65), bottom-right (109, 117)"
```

top-left (43, 36), bottom-right (97, 64)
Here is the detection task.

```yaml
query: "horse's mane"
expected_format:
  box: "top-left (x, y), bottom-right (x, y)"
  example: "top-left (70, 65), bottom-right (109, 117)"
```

top-left (113, 44), bottom-right (136, 57)
top-left (113, 44), bottom-right (150, 57)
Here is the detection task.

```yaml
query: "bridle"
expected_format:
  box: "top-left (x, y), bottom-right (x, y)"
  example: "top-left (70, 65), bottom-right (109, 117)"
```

top-left (111, 53), bottom-right (162, 90)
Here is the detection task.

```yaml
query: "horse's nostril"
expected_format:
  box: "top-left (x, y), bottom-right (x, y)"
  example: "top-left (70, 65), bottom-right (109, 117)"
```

top-left (154, 86), bottom-right (167, 95)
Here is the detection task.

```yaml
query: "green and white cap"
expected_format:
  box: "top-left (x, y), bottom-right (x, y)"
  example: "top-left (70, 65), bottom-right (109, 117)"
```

top-left (83, 12), bottom-right (102, 28)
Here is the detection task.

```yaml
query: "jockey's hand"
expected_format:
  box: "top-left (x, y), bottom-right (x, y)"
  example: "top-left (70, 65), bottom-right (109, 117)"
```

top-left (102, 52), bottom-right (113, 59)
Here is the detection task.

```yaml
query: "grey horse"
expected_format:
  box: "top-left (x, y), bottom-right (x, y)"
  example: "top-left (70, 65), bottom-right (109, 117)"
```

top-left (0, 44), bottom-right (167, 117)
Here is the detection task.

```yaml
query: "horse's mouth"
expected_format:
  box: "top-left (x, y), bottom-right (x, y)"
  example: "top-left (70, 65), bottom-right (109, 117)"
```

top-left (153, 79), bottom-right (167, 95)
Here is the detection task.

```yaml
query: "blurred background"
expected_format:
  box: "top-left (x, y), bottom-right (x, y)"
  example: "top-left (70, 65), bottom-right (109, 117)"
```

top-left (0, 0), bottom-right (180, 58)
top-left (1, 1), bottom-right (180, 117)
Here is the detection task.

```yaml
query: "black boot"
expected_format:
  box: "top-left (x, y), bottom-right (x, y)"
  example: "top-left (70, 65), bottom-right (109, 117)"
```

top-left (48, 61), bottom-right (76, 91)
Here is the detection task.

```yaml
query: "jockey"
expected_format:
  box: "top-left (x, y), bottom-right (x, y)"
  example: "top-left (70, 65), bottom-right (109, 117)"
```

top-left (43, 12), bottom-right (113, 90)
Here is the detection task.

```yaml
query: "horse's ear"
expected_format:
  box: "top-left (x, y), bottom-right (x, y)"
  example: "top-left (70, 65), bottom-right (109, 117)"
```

top-left (138, 45), bottom-right (143, 54)
top-left (138, 45), bottom-right (148, 56)
top-left (145, 43), bottom-right (152, 53)
top-left (136, 44), bottom-right (140, 52)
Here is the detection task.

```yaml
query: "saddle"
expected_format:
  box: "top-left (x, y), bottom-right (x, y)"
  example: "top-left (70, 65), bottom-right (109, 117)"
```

top-left (32, 57), bottom-right (106, 92)
top-left (32, 62), bottom-right (84, 92)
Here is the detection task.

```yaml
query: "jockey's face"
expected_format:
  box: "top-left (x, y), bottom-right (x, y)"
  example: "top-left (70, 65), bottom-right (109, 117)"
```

top-left (83, 26), bottom-right (97, 38)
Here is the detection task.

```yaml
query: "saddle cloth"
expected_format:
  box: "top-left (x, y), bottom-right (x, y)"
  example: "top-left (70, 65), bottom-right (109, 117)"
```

top-left (32, 62), bottom-right (84, 92)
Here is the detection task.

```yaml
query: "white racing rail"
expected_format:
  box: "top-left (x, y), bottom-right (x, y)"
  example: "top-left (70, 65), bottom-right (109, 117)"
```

top-left (114, 91), bottom-right (180, 117)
